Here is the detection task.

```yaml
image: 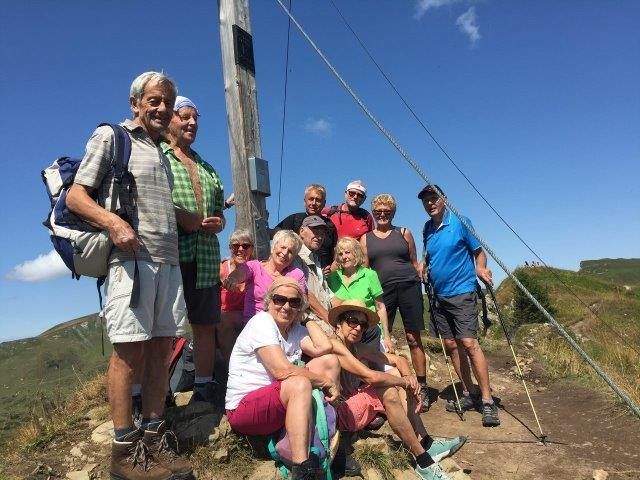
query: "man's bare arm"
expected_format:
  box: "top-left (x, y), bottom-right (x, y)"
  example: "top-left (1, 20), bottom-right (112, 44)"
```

top-left (67, 184), bottom-right (141, 252)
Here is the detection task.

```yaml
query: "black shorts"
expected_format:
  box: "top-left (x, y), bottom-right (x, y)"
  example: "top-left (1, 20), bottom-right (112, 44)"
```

top-left (180, 262), bottom-right (221, 325)
top-left (383, 281), bottom-right (425, 332)
top-left (360, 324), bottom-right (384, 372)
top-left (429, 292), bottom-right (478, 339)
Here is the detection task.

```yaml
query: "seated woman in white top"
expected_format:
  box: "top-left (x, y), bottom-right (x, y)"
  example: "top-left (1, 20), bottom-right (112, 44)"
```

top-left (224, 277), bottom-right (340, 480)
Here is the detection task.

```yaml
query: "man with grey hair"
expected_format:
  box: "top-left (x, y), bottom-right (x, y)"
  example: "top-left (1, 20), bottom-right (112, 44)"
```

top-left (272, 183), bottom-right (337, 270)
top-left (67, 71), bottom-right (192, 480)
top-left (294, 215), bottom-right (335, 336)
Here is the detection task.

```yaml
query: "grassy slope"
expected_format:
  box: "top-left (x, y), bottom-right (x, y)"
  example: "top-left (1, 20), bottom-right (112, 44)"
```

top-left (579, 258), bottom-right (640, 286)
top-left (494, 259), bottom-right (640, 406)
top-left (0, 314), bottom-right (111, 445)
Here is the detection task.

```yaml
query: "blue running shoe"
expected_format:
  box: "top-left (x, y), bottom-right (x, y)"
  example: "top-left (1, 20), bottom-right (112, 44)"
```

top-left (415, 462), bottom-right (452, 480)
top-left (426, 436), bottom-right (467, 462)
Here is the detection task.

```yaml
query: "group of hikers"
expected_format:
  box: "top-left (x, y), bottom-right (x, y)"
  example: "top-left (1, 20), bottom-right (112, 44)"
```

top-left (66, 71), bottom-right (500, 480)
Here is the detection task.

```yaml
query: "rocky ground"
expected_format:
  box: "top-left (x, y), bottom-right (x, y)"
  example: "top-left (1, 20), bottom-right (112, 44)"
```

top-left (8, 342), bottom-right (640, 480)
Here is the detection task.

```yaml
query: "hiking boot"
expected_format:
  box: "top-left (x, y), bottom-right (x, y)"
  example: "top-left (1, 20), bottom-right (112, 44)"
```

top-left (110, 430), bottom-right (172, 480)
top-left (364, 413), bottom-right (386, 431)
top-left (419, 383), bottom-right (430, 412)
top-left (445, 394), bottom-right (480, 413)
top-left (332, 437), bottom-right (362, 477)
top-left (291, 452), bottom-right (319, 480)
top-left (481, 402), bottom-right (500, 427)
top-left (415, 462), bottom-right (452, 480)
top-left (143, 421), bottom-right (193, 479)
top-left (425, 436), bottom-right (467, 462)
top-left (190, 380), bottom-right (217, 404)
top-left (131, 395), bottom-right (143, 429)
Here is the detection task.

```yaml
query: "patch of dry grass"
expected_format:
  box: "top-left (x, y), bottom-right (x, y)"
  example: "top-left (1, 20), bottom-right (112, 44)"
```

top-left (353, 439), bottom-right (411, 480)
top-left (6, 371), bottom-right (107, 457)
top-left (537, 327), bottom-right (640, 407)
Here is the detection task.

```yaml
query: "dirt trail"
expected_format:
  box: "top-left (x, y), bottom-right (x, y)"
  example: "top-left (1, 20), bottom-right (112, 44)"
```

top-left (7, 344), bottom-right (640, 480)
top-left (420, 348), bottom-right (640, 479)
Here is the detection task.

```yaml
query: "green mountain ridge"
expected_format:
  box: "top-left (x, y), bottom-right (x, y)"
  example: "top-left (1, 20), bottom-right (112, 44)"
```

top-left (0, 314), bottom-right (111, 443)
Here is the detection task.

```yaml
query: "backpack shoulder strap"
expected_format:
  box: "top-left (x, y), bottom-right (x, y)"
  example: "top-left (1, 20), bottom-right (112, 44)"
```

top-left (96, 123), bottom-right (132, 214)
top-left (312, 389), bottom-right (333, 480)
top-left (326, 205), bottom-right (339, 217)
top-left (97, 123), bottom-right (132, 184)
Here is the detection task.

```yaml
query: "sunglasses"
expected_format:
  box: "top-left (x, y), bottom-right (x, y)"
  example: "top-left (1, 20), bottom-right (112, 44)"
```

top-left (372, 209), bottom-right (393, 216)
top-left (340, 314), bottom-right (368, 329)
top-left (347, 190), bottom-right (365, 199)
top-left (272, 294), bottom-right (303, 309)
top-left (231, 243), bottom-right (253, 251)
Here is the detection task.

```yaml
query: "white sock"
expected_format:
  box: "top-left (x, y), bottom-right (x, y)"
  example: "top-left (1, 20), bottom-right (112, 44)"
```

top-left (131, 384), bottom-right (142, 396)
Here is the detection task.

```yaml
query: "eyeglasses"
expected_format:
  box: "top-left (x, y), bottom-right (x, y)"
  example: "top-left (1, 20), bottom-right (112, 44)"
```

top-left (372, 209), bottom-right (393, 216)
top-left (272, 294), bottom-right (303, 309)
top-left (422, 195), bottom-right (442, 204)
top-left (231, 243), bottom-right (253, 251)
top-left (340, 314), bottom-right (368, 329)
top-left (347, 190), bottom-right (365, 199)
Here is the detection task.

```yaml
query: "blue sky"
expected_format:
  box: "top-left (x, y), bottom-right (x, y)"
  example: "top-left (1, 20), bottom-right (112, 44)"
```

top-left (1, 1), bottom-right (638, 342)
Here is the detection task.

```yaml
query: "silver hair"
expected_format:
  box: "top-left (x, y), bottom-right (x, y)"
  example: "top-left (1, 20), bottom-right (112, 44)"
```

top-left (129, 71), bottom-right (177, 101)
top-left (272, 230), bottom-right (303, 256)
top-left (263, 281), bottom-right (309, 313)
top-left (229, 229), bottom-right (254, 247)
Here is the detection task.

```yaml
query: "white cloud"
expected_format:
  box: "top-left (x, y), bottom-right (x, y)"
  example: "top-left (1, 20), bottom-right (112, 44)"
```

top-left (414, 0), bottom-right (460, 20)
top-left (6, 249), bottom-right (69, 282)
top-left (304, 117), bottom-right (333, 135)
top-left (456, 7), bottom-right (481, 46)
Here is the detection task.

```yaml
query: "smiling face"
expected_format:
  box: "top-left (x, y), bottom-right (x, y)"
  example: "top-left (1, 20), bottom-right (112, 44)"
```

top-left (336, 246), bottom-right (357, 269)
top-left (271, 239), bottom-right (296, 270)
top-left (304, 189), bottom-right (325, 215)
top-left (130, 80), bottom-right (176, 141)
top-left (168, 106), bottom-right (198, 146)
top-left (337, 310), bottom-right (369, 345)
top-left (267, 285), bottom-right (302, 326)
top-left (230, 239), bottom-right (254, 265)
top-left (372, 204), bottom-right (395, 227)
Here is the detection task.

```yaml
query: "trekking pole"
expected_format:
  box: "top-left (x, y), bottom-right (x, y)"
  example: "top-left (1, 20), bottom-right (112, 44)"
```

top-left (486, 284), bottom-right (546, 444)
top-left (423, 275), bottom-right (464, 421)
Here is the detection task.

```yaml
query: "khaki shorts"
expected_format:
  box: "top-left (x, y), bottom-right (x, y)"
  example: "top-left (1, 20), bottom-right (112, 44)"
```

top-left (104, 260), bottom-right (187, 343)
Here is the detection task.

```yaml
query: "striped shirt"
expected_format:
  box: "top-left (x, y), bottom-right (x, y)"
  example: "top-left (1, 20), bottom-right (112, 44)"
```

top-left (162, 142), bottom-right (224, 288)
top-left (74, 119), bottom-right (179, 265)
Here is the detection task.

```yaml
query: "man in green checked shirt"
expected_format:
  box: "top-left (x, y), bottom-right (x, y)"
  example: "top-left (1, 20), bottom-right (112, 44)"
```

top-left (163, 96), bottom-right (225, 403)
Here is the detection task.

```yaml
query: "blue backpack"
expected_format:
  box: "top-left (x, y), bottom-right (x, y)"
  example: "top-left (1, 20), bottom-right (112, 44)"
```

top-left (41, 123), bottom-right (132, 281)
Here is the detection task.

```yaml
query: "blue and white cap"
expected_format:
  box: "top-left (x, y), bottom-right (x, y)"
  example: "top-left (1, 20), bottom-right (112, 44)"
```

top-left (173, 96), bottom-right (199, 116)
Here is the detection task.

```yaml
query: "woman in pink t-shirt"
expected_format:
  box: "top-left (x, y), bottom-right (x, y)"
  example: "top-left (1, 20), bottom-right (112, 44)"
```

top-left (223, 230), bottom-right (307, 321)
top-left (218, 229), bottom-right (255, 363)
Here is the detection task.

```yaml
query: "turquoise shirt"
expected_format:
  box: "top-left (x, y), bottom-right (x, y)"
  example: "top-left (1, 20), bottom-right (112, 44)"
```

top-left (327, 266), bottom-right (383, 312)
top-left (422, 209), bottom-right (480, 297)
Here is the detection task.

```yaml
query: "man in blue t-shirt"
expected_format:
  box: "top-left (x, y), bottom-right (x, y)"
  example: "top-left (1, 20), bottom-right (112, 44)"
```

top-left (418, 185), bottom-right (500, 427)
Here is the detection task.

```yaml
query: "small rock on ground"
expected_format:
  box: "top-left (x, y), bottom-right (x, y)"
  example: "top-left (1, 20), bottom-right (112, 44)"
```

top-left (65, 471), bottom-right (90, 480)
top-left (91, 420), bottom-right (114, 445)
top-left (593, 470), bottom-right (609, 480)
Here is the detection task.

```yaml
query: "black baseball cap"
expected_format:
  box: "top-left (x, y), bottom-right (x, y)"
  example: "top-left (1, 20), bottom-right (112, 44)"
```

top-left (417, 184), bottom-right (445, 199)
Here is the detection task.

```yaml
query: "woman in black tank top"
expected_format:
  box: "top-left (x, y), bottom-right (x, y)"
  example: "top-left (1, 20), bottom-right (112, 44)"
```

top-left (360, 194), bottom-right (431, 412)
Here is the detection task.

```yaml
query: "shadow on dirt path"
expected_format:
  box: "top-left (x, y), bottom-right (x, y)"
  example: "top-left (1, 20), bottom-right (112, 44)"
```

top-left (420, 348), bottom-right (640, 479)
